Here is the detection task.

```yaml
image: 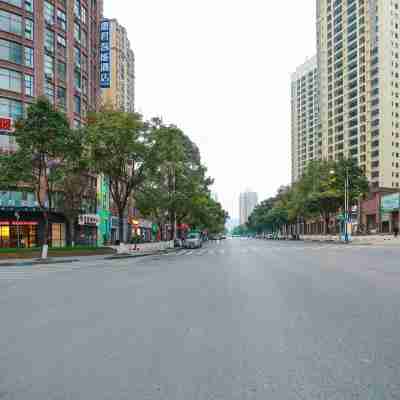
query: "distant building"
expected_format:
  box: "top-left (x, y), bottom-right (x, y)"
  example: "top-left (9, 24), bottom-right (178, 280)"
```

top-left (239, 191), bottom-right (258, 226)
top-left (101, 18), bottom-right (135, 112)
top-left (291, 56), bottom-right (321, 182)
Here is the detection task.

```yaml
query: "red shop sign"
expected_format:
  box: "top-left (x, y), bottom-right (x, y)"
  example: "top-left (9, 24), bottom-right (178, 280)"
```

top-left (0, 117), bottom-right (12, 132)
top-left (0, 221), bottom-right (38, 226)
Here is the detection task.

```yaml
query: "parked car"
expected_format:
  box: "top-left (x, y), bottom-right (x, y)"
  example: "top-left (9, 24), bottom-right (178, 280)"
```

top-left (184, 232), bottom-right (202, 249)
top-left (174, 238), bottom-right (184, 248)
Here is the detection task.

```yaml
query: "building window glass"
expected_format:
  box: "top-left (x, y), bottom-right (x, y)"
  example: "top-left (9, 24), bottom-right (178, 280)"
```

top-left (0, 97), bottom-right (23, 119)
top-left (74, 47), bottom-right (81, 68)
top-left (56, 9), bottom-right (66, 31)
top-left (57, 34), bottom-right (66, 58)
top-left (57, 61), bottom-right (66, 81)
top-left (24, 74), bottom-right (33, 96)
top-left (0, 39), bottom-right (22, 64)
top-left (44, 54), bottom-right (54, 79)
top-left (57, 86), bottom-right (66, 110)
top-left (24, 46), bottom-right (33, 67)
top-left (74, 69), bottom-right (81, 90)
top-left (44, 28), bottom-right (54, 53)
top-left (74, 22), bottom-right (81, 43)
top-left (82, 76), bottom-right (87, 96)
top-left (0, 10), bottom-right (23, 36)
top-left (25, 0), bottom-right (33, 12)
top-left (81, 6), bottom-right (86, 24)
top-left (0, 68), bottom-right (21, 93)
top-left (74, 95), bottom-right (81, 114)
top-left (2, 0), bottom-right (23, 7)
top-left (25, 18), bottom-right (33, 40)
top-left (44, 1), bottom-right (54, 25)
top-left (81, 29), bottom-right (87, 48)
top-left (44, 81), bottom-right (54, 103)
top-left (74, 0), bottom-right (81, 19)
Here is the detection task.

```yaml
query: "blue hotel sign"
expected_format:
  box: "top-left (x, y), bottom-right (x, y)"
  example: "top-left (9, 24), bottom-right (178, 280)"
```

top-left (100, 20), bottom-right (111, 88)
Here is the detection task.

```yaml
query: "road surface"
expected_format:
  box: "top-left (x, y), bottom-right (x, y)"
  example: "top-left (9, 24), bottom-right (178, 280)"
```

top-left (1, 239), bottom-right (400, 399)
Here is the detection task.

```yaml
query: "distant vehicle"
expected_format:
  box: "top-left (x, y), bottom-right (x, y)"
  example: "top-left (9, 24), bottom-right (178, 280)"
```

top-left (221, 235), bottom-right (227, 240)
top-left (174, 238), bottom-right (184, 248)
top-left (184, 232), bottom-right (202, 249)
top-left (267, 234), bottom-right (273, 240)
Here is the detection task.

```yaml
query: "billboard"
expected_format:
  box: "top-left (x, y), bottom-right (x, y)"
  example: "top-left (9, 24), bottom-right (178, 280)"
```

top-left (100, 19), bottom-right (111, 88)
top-left (381, 193), bottom-right (400, 212)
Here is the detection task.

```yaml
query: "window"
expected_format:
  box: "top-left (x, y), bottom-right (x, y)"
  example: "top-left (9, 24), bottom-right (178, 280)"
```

top-left (57, 86), bottom-right (66, 110)
top-left (0, 97), bottom-right (23, 119)
top-left (44, 81), bottom-right (54, 103)
top-left (44, 1), bottom-right (54, 25)
top-left (0, 10), bottom-right (23, 35)
top-left (44, 28), bottom-right (54, 53)
top-left (74, 95), bottom-right (81, 114)
top-left (24, 74), bottom-right (33, 96)
top-left (82, 53), bottom-right (87, 71)
top-left (25, 0), bottom-right (33, 12)
top-left (0, 68), bottom-right (21, 93)
top-left (74, 47), bottom-right (81, 68)
top-left (2, 0), bottom-right (23, 7)
top-left (74, 22), bottom-right (81, 43)
top-left (56, 9), bottom-right (66, 31)
top-left (82, 76), bottom-right (87, 96)
top-left (81, 29), bottom-right (87, 48)
top-left (0, 39), bottom-right (22, 64)
top-left (57, 61), bottom-right (66, 81)
top-left (81, 6), bottom-right (87, 24)
top-left (24, 46), bottom-right (33, 67)
top-left (25, 19), bottom-right (33, 40)
top-left (44, 54), bottom-right (54, 79)
top-left (57, 34), bottom-right (66, 56)
top-left (74, 69), bottom-right (81, 90)
top-left (74, 0), bottom-right (81, 19)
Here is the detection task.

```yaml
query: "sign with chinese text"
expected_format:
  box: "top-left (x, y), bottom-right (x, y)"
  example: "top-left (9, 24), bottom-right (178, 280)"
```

top-left (100, 20), bottom-right (111, 88)
top-left (381, 193), bottom-right (400, 212)
top-left (0, 117), bottom-right (13, 134)
top-left (78, 214), bottom-right (100, 226)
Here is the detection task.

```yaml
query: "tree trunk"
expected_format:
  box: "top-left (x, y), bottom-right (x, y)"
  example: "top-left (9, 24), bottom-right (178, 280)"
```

top-left (118, 210), bottom-right (125, 244)
top-left (41, 210), bottom-right (49, 259)
top-left (68, 218), bottom-right (75, 247)
top-left (325, 215), bottom-right (330, 235)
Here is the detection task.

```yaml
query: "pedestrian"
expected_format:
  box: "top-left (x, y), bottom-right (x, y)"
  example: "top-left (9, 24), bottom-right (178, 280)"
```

top-left (394, 227), bottom-right (399, 238)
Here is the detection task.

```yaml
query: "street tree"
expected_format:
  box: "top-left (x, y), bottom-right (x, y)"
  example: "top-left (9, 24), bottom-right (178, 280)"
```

top-left (0, 98), bottom-right (72, 256)
top-left (84, 108), bottom-right (148, 243)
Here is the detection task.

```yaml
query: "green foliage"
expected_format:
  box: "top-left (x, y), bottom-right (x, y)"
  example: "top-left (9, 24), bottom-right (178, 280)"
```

top-left (248, 158), bottom-right (369, 234)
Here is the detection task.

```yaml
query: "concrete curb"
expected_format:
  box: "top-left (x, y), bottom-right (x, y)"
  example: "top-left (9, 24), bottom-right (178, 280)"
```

top-left (0, 258), bottom-right (81, 268)
top-left (0, 248), bottom-right (184, 267)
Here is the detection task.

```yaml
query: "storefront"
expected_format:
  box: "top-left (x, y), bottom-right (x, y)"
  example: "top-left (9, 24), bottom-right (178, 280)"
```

top-left (76, 214), bottom-right (99, 246)
top-left (0, 211), bottom-right (67, 248)
top-left (380, 193), bottom-right (400, 233)
top-left (131, 219), bottom-right (154, 243)
top-left (0, 220), bottom-right (38, 248)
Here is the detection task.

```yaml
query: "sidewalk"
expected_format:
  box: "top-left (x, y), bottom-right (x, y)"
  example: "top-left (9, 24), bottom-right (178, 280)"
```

top-left (0, 247), bottom-right (181, 267)
top-left (300, 234), bottom-right (400, 245)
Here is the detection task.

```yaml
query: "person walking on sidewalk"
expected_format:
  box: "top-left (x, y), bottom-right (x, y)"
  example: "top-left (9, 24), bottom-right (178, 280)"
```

top-left (394, 227), bottom-right (399, 238)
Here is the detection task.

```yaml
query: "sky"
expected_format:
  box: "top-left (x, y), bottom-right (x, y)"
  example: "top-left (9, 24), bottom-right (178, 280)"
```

top-left (104, 1), bottom-right (316, 219)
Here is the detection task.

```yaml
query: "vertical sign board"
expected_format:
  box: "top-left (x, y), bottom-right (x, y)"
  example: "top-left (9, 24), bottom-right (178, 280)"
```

top-left (100, 19), bottom-right (111, 88)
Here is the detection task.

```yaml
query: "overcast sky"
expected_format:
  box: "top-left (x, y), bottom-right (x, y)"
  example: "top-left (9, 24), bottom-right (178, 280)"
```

top-left (104, 1), bottom-right (316, 219)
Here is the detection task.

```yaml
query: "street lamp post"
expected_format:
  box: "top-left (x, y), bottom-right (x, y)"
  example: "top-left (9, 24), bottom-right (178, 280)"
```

top-left (15, 211), bottom-right (20, 248)
top-left (331, 166), bottom-right (350, 243)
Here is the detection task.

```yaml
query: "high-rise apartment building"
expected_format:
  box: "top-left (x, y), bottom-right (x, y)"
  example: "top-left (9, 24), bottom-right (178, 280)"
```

top-left (101, 18), bottom-right (135, 112)
top-left (317, 0), bottom-right (400, 189)
top-left (0, 0), bottom-right (102, 248)
top-left (0, 0), bottom-right (103, 152)
top-left (291, 56), bottom-right (321, 182)
top-left (239, 191), bottom-right (258, 226)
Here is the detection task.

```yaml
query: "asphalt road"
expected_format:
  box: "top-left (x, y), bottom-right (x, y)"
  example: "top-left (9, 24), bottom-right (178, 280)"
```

top-left (1, 239), bottom-right (400, 399)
